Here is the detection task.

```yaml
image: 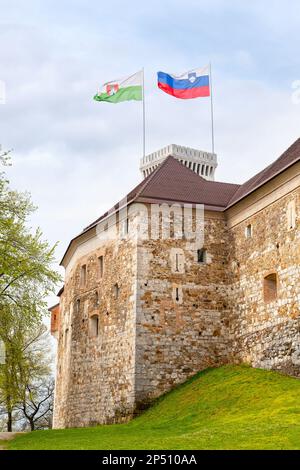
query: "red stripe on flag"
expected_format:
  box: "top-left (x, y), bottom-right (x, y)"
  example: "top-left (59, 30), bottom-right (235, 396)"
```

top-left (158, 82), bottom-right (210, 99)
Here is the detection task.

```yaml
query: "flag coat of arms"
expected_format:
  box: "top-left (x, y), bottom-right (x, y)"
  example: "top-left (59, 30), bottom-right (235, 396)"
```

top-left (94, 71), bottom-right (143, 103)
top-left (157, 66), bottom-right (210, 99)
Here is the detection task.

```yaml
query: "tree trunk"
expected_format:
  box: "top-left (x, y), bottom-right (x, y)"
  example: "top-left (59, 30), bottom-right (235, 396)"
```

top-left (7, 409), bottom-right (12, 432)
top-left (30, 419), bottom-right (35, 431)
top-left (4, 350), bottom-right (13, 432)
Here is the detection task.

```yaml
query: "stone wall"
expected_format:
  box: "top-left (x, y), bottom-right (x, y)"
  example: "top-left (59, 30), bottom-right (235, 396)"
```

top-left (134, 205), bottom-right (231, 406)
top-left (53, 212), bottom-right (139, 428)
top-left (53, 179), bottom-right (300, 428)
top-left (228, 187), bottom-right (300, 375)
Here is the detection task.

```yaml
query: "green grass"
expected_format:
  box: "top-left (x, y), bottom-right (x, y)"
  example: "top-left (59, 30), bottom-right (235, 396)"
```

top-left (0, 440), bottom-right (8, 450)
top-left (7, 365), bottom-right (300, 450)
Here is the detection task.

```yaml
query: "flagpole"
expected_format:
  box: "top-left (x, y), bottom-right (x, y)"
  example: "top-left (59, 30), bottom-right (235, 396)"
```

top-left (142, 67), bottom-right (146, 159)
top-left (209, 62), bottom-right (215, 155)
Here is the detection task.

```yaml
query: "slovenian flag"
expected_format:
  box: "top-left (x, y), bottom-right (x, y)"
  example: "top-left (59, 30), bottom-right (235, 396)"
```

top-left (157, 66), bottom-right (210, 99)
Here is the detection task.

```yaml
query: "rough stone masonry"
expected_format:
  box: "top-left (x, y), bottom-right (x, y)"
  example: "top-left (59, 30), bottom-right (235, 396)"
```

top-left (49, 140), bottom-right (300, 428)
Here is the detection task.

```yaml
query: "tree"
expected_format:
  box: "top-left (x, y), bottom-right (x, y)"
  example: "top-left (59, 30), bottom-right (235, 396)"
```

top-left (20, 378), bottom-right (54, 431)
top-left (0, 153), bottom-right (60, 322)
top-left (0, 324), bottom-right (55, 432)
top-left (16, 326), bottom-right (54, 431)
top-left (0, 152), bottom-right (61, 431)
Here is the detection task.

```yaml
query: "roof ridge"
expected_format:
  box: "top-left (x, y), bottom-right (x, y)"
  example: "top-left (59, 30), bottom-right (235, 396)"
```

top-left (133, 156), bottom-right (172, 200)
top-left (81, 156), bottom-right (175, 233)
top-left (138, 155), bottom-right (208, 192)
top-left (226, 137), bottom-right (300, 208)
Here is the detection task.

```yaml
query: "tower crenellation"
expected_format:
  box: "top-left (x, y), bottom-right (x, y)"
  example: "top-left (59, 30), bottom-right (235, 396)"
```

top-left (140, 144), bottom-right (217, 180)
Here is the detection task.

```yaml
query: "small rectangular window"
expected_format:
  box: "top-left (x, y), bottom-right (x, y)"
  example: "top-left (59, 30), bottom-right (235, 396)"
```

top-left (175, 253), bottom-right (179, 272)
top-left (89, 315), bottom-right (99, 338)
top-left (197, 248), bottom-right (207, 264)
top-left (114, 283), bottom-right (120, 299)
top-left (98, 256), bottom-right (104, 278)
top-left (245, 224), bottom-right (252, 238)
top-left (264, 273), bottom-right (278, 303)
top-left (80, 265), bottom-right (87, 286)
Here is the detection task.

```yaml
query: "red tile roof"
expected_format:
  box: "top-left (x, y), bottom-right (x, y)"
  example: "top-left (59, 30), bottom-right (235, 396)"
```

top-left (84, 138), bottom-right (300, 233)
top-left (135, 156), bottom-right (239, 207)
top-left (227, 137), bottom-right (300, 207)
top-left (83, 156), bottom-right (240, 232)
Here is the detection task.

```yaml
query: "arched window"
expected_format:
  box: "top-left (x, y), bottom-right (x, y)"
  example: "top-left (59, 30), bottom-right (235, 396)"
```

top-left (264, 273), bottom-right (278, 303)
top-left (89, 315), bottom-right (99, 337)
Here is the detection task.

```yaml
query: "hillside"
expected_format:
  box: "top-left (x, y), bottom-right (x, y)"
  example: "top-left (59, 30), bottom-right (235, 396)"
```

top-left (7, 365), bottom-right (300, 450)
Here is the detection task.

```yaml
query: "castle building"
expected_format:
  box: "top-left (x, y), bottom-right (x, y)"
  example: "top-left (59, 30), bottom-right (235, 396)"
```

top-left (50, 139), bottom-right (300, 429)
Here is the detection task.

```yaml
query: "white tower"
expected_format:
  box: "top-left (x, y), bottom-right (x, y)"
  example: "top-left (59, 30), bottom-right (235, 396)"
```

top-left (140, 144), bottom-right (218, 180)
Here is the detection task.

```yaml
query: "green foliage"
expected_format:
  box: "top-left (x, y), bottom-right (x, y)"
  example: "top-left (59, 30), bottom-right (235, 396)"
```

top-left (0, 152), bottom-right (60, 321)
top-left (0, 152), bottom-right (60, 430)
top-left (7, 365), bottom-right (300, 450)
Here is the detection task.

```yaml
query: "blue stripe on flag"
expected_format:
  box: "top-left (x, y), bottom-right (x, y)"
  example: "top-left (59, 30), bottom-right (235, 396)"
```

top-left (157, 71), bottom-right (209, 90)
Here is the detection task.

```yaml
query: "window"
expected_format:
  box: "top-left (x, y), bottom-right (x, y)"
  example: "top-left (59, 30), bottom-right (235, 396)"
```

top-left (175, 253), bottom-right (179, 272)
top-left (114, 283), bottom-right (120, 299)
top-left (245, 224), bottom-right (252, 238)
top-left (98, 256), bottom-right (104, 278)
top-left (94, 291), bottom-right (99, 308)
top-left (89, 315), bottom-right (99, 337)
top-left (197, 248), bottom-right (207, 264)
top-left (76, 299), bottom-right (80, 314)
top-left (287, 201), bottom-right (296, 230)
top-left (80, 264), bottom-right (87, 286)
top-left (264, 273), bottom-right (278, 303)
top-left (173, 285), bottom-right (183, 304)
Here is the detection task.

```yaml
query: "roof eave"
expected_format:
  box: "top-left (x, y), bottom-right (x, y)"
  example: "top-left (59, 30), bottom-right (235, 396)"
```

top-left (226, 158), bottom-right (300, 209)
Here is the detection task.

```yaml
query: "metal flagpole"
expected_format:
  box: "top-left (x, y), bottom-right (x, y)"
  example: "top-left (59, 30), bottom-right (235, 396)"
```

top-left (142, 67), bottom-right (146, 159)
top-left (209, 62), bottom-right (215, 155)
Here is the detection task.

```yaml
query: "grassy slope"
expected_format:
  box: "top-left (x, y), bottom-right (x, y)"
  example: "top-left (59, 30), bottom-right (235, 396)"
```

top-left (8, 365), bottom-right (300, 450)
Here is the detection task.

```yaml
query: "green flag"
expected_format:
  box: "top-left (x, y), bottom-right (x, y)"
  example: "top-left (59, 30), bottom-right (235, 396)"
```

top-left (94, 71), bottom-right (143, 103)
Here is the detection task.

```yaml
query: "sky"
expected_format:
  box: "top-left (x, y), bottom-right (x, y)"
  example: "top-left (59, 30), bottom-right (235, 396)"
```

top-left (1, 0), bottom-right (300, 306)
